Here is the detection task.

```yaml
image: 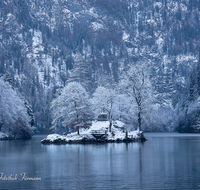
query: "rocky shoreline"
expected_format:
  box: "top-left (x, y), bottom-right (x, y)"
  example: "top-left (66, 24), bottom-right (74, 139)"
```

top-left (41, 136), bottom-right (146, 145)
top-left (0, 132), bottom-right (14, 140)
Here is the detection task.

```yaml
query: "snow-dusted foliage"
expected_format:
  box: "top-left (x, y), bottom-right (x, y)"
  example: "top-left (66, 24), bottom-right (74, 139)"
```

top-left (90, 63), bottom-right (167, 131)
top-left (67, 53), bottom-right (90, 90)
top-left (91, 86), bottom-right (116, 120)
top-left (91, 86), bottom-right (131, 122)
top-left (24, 100), bottom-right (35, 127)
top-left (2, 0), bottom-right (200, 132)
top-left (176, 59), bottom-right (200, 132)
top-left (0, 78), bottom-right (34, 139)
top-left (3, 71), bottom-right (13, 86)
top-left (119, 63), bottom-right (159, 131)
top-left (51, 82), bottom-right (93, 133)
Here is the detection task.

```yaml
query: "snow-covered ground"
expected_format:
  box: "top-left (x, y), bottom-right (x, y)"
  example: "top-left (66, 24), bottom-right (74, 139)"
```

top-left (41, 120), bottom-right (146, 144)
top-left (0, 132), bottom-right (9, 140)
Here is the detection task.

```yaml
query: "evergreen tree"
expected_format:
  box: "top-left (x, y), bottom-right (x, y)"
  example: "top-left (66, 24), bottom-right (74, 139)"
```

top-left (24, 100), bottom-right (35, 127)
top-left (67, 53), bottom-right (90, 90)
top-left (188, 71), bottom-right (198, 101)
top-left (196, 49), bottom-right (200, 96)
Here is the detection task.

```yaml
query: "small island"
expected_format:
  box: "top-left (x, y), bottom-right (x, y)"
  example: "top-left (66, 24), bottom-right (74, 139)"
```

top-left (41, 112), bottom-right (146, 144)
top-left (0, 132), bottom-right (12, 140)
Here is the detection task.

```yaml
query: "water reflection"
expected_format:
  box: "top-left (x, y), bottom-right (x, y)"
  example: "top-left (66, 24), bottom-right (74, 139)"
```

top-left (1, 134), bottom-right (200, 189)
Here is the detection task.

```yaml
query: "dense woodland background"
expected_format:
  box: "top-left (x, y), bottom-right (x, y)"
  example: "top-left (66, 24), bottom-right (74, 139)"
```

top-left (1, 0), bottom-right (200, 135)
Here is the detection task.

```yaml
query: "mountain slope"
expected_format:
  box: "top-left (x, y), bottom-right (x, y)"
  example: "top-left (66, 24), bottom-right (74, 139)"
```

top-left (0, 0), bottom-right (200, 132)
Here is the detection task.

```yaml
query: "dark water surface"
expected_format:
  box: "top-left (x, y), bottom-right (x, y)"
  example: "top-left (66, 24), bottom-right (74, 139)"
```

top-left (1, 133), bottom-right (200, 190)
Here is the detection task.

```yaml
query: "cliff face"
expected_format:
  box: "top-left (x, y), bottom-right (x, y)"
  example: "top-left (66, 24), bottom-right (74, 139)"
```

top-left (0, 0), bottom-right (199, 132)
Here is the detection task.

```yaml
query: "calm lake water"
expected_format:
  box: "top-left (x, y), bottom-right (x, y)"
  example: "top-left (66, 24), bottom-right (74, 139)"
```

top-left (1, 133), bottom-right (200, 190)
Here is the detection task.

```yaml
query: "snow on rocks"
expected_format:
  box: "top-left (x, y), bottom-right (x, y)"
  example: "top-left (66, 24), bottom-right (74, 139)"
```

top-left (41, 121), bottom-right (146, 144)
top-left (0, 132), bottom-right (12, 140)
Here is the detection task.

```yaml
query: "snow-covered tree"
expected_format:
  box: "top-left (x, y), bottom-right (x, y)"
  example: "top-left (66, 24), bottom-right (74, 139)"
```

top-left (3, 72), bottom-right (13, 87)
top-left (91, 86), bottom-right (135, 122)
top-left (67, 53), bottom-right (90, 90)
top-left (91, 86), bottom-right (116, 120)
top-left (119, 63), bottom-right (154, 131)
top-left (24, 100), bottom-right (35, 127)
top-left (113, 93), bottom-right (135, 125)
top-left (0, 108), bottom-right (3, 132)
top-left (0, 78), bottom-right (34, 139)
top-left (51, 82), bottom-right (92, 134)
top-left (91, 86), bottom-right (122, 132)
top-left (95, 66), bottom-right (114, 89)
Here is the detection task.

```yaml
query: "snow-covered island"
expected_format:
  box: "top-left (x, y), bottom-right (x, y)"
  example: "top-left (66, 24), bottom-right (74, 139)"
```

top-left (41, 120), bottom-right (146, 144)
top-left (0, 132), bottom-right (12, 140)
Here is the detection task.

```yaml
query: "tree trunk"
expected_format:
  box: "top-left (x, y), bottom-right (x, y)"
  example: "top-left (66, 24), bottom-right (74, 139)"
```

top-left (105, 130), bottom-right (107, 138)
top-left (138, 111), bottom-right (141, 131)
top-left (77, 126), bottom-right (79, 135)
top-left (125, 131), bottom-right (128, 139)
top-left (109, 121), bottom-right (112, 132)
top-left (75, 101), bottom-right (79, 135)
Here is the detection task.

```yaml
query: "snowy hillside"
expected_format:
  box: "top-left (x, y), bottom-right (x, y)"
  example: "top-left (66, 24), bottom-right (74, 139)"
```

top-left (0, 0), bottom-right (200, 132)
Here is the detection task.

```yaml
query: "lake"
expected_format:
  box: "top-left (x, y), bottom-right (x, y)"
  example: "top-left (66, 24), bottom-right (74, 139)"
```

top-left (1, 133), bottom-right (200, 190)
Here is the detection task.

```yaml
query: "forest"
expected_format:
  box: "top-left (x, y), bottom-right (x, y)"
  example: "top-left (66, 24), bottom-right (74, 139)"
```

top-left (1, 0), bottom-right (200, 138)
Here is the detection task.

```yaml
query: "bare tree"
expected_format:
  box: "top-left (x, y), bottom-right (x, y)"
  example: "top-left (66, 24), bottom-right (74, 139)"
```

top-left (119, 64), bottom-right (153, 131)
top-left (129, 69), bottom-right (145, 131)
